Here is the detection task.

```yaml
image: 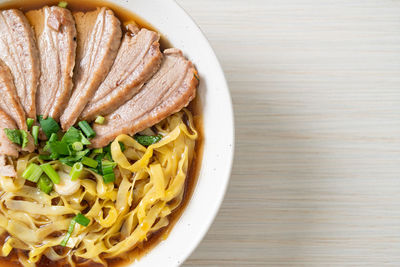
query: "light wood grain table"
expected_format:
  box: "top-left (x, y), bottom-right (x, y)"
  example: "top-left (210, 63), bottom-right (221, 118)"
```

top-left (177, 0), bottom-right (400, 266)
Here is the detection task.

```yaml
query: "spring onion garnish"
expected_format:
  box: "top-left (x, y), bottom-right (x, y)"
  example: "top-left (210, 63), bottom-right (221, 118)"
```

top-left (78, 121), bottom-right (96, 139)
top-left (48, 141), bottom-right (69, 156)
top-left (4, 129), bottom-right (28, 148)
top-left (101, 160), bottom-right (116, 183)
top-left (92, 148), bottom-right (103, 154)
top-left (21, 130), bottom-right (28, 148)
top-left (60, 213), bottom-right (90, 247)
top-left (118, 141), bottom-right (126, 152)
top-left (40, 164), bottom-right (60, 184)
top-left (22, 163), bottom-right (43, 183)
top-left (26, 118), bottom-right (34, 130)
top-left (72, 142), bottom-right (83, 151)
top-left (39, 154), bottom-right (52, 161)
top-left (103, 173), bottom-right (115, 183)
top-left (60, 219), bottom-right (75, 247)
top-left (80, 133), bottom-right (91, 145)
top-left (58, 1), bottom-right (68, 8)
top-left (70, 162), bottom-right (83, 181)
top-left (95, 116), bottom-right (105, 125)
top-left (37, 175), bottom-right (53, 194)
top-left (134, 134), bottom-right (162, 146)
top-left (32, 125), bottom-right (39, 145)
top-left (38, 116), bottom-right (60, 138)
top-left (49, 133), bottom-right (58, 142)
top-left (74, 213), bottom-right (90, 226)
top-left (81, 156), bottom-right (98, 168)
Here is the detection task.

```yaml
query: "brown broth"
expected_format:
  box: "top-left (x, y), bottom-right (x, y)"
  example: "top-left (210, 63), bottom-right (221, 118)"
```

top-left (0, 0), bottom-right (204, 266)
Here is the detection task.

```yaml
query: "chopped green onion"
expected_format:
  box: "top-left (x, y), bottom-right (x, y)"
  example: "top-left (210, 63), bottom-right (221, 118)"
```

top-left (94, 116), bottom-right (105, 125)
top-left (48, 141), bottom-right (69, 156)
top-left (4, 129), bottom-right (30, 148)
top-left (81, 157), bottom-right (98, 168)
top-left (4, 129), bottom-right (22, 145)
top-left (22, 163), bottom-right (43, 183)
top-left (78, 121), bottom-right (96, 139)
top-left (21, 130), bottom-right (28, 149)
top-left (38, 116), bottom-right (60, 139)
top-left (119, 141), bottom-right (126, 152)
top-left (134, 134), bottom-right (162, 146)
top-left (102, 165), bottom-right (114, 175)
top-left (80, 133), bottom-right (91, 145)
top-left (60, 213), bottom-right (90, 246)
top-left (49, 133), bottom-right (58, 142)
top-left (74, 213), bottom-right (90, 227)
top-left (40, 164), bottom-right (60, 184)
top-left (61, 126), bottom-right (80, 144)
top-left (39, 154), bottom-right (52, 161)
top-left (72, 142), bottom-right (83, 151)
top-left (50, 152), bottom-right (60, 160)
top-left (58, 1), bottom-right (68, 8)
top-left (26, 118), bottom-right (34, 130)
top-left (92, 148), bottom-right (103, 154)
top-left (37, 175), bottom-right (53, 194)
top-left (103, 173), bottom-right (115, 183)
top-left (60, 219), bottom-right (75, 247)
top-left (32, 126), bottom-right (39, 145)
top-left (70, 162), bottom-right (83, 181)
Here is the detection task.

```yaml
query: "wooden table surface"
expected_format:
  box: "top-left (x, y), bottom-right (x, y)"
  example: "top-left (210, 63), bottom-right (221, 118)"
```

top-left (177, 0), bottom-right (400, 266)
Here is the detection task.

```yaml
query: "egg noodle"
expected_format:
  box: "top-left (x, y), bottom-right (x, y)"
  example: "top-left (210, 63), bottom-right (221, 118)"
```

top-left (0, 109), bottom-right (198, 266)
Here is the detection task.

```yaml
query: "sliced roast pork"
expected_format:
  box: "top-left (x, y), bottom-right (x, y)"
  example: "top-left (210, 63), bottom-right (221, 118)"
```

top-left (0, 9), bottom-right (40, 120)
top-left (60, 7), bottom-right (122, 130)
top-left (0, 109), bottom-right (20, 158)
top-left (91, 49), bottom-right (198, 148)
top-left (26, 6), bottom-right (76, 121)
top-left (79, 27), bottom-right (163, 121)
top-left (0, 60), bottom-right (27, 130)
top-left (0, 154), bottom-right (16, 177)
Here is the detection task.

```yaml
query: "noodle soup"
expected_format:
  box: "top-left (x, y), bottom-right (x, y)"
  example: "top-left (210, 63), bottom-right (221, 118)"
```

top-left (0, 0), bottom-right (203, 266)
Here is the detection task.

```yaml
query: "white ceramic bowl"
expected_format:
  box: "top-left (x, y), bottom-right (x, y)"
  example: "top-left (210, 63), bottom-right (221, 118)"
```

top-left (0, 0), bottom-right (234, 265)
top-left (112, 1), bottom-right (235, 266)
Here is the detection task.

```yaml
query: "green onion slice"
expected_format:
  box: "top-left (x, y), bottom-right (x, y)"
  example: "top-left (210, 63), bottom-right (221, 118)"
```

top-left (26, 118), bottom-right (34, 130)
top-left (32, 126), bottom-right (39, 145)
top-left (38, 116), bottom-right (60, 139)
top-left (70, 162), bottom-right (83, 181)
top-left (37, 175), bottom-right (53, 194)
top-left (72, 142), bottom-right (83, 151)
top-left (58, 1), bottom-right (68, 8)
top-left (134, 134), bottom-right (162, 146)
top-left (40, 164), bottom-right (60, 184)
top-left (22, 163), bottom-right (43, 183)
top-left (78, 121), bottom-right (96, 139)
top-left (74, 213), bottom-right (90, 227)
top-left (81, 157), bottom-right (98, 168)
top-left (60, 219), bottom-right (75, 247)
top-left (94, 116), bottom-right (105, 125)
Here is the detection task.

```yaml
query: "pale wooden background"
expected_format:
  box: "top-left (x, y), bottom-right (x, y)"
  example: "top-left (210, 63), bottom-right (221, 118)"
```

top-left (177, 0), bottom-right (400, 266)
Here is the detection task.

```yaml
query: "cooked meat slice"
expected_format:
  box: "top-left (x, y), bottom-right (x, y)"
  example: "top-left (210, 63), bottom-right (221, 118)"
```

top-left (0, 154), bottom-right (16, 177)
top-left (0, 9), bottom-right (40, 120)
top-left (0, 109), bottom-right (20, 158)
top-left (91, 48), bottom-right (198, 148)
top-left (26, 6), bottom-right (76, 121)
top-left (60, 7), bottom-right (122, 130)
top-left (0, 60), bottom-right (27, 130)
top-left (80, 28), bottom-right (163, 121)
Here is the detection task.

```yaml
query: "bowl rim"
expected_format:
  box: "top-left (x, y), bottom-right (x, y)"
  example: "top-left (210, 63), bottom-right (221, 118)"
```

top-left (169, 0), bottom-right (235, 264)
